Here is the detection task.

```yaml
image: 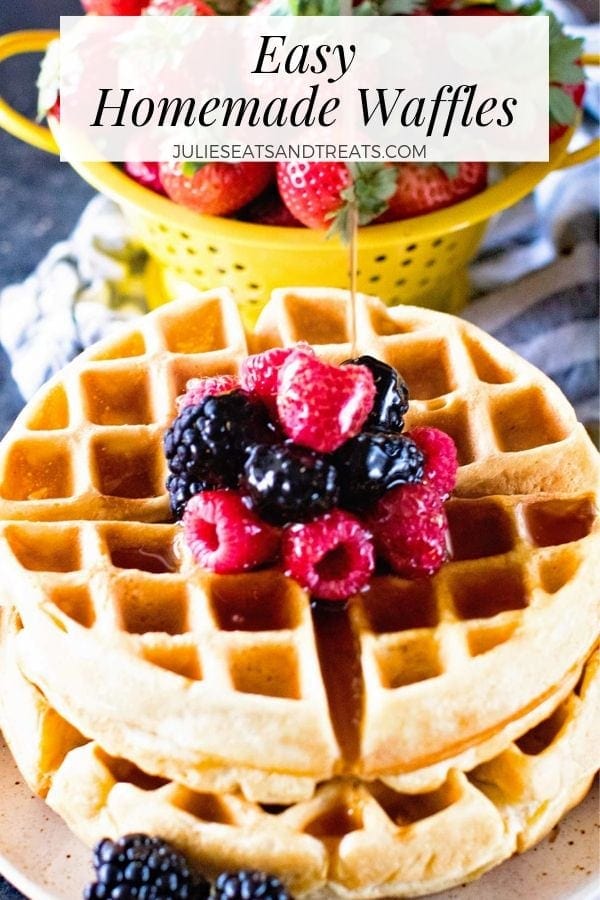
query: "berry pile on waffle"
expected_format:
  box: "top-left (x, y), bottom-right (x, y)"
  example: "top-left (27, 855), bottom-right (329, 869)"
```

top-left (166, 342), bottom-right (458, 594)
top-left (0, 288), bottom-right (598, 898)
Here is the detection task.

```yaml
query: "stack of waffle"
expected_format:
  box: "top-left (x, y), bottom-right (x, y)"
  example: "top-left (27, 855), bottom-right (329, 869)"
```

top-left (0, 289), bottom-right (598, 898)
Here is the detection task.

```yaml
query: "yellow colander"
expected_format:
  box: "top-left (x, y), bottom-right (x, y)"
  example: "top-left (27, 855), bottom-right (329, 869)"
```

top-left (1, 29), bottom-right (598, 324)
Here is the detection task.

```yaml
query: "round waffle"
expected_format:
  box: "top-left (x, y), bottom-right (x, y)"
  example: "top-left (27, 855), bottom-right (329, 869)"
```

top-left (0, 289), bottom-right (598, 523)
top-left (0, 289), bottom-right (598, 804)
top-left (1, 607), bottom-right (598, 899)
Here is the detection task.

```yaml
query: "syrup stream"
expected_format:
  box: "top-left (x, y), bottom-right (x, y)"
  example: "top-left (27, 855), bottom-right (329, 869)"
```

top-left (348, 202), bottom-right (359, 356)
top-left (312, 600), bottom-right (363, 768)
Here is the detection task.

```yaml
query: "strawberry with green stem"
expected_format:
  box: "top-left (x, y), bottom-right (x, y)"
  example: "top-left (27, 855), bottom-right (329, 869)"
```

top-left (547, 12), bottom-right (586, 143)
top-left (377, 162), bottom-right (488, 222)
top-left (276, 162), bottom-right (397, 235)
top-left (159, 161), bottom-right (274, 215)
top-left (449, 4), bottom-right (585, 142)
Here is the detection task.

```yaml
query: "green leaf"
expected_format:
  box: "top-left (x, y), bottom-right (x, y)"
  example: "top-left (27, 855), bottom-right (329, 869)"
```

top-left (326, 163), bottom-right (397, 243)
top-left (260, 0), bottom-right (291, 13)
top-left (549, 84), bottom-right (577, 125)
top-left (349, 162), bottom-right (397, 224)
top-left (435, 162), bottom-right (459, 179)
top-left (548, 12), bottom-right (584, 85)
top-left (379, 0), bottom-right (424, 13)
top-left (173, 3), bottom-right (198, 12)
top-left (290, 0), bottom-right (340, 12)
top-left (518, 0), bottom-right (543, 14)
top-left (352, 0), bottom-right (379, 13)
top-left (180, 161), bottom-right (208, 177)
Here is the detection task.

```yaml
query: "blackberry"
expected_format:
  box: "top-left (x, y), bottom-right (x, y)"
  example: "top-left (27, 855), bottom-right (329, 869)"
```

top-left (334, 431), bottom-right (424, 511)
top-left (211, 870), bottom-right (293, 900)
top-left (166, 472), bottom-right (210, 521)
top-left (84, 833), bottom-right (209, 900)
top-left (343, 356), bottom-right (409, 433)
top-left (243, 442), bottom-right (339, 525)
top-left (164, 392), bottom-right (274, 520)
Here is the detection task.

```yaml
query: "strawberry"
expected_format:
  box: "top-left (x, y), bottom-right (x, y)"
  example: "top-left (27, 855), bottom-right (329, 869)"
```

top-left (238, 188), bottom-right (304, 227)
top-left (48, 98), bottom-right (61, 120)
top-left (276, 162), bottom-right (397, 234)
top-left (159, 162), bottom-right (274, 216)
top-left (124, 161), bottom-right (166, 195)
top-left (144, 0), bottom-right (216, 13)
top-left (376, 163), bottom-right (488, 222)
top-left (81, 0), bottom-right (148, 12)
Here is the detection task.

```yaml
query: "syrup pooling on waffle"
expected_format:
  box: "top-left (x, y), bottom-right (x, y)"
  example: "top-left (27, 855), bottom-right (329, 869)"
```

top-left (1, 488), bottom-right (598, 795)
top-left (0, 291), bottom-right (248, 522)
top-left (1, 606), bottom-right (598, 900)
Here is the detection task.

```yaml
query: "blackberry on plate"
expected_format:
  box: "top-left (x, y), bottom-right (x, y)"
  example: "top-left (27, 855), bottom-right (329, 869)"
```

top-left (343, 356), bottom-right (409, 434)
top-left (243, 442), bottom-right (339, 525)
top-left (211, 870), bottom-right (293, 900)
top-left (164, 391), bottom-right (274, 520)
top-left (85, 833), bottom-right (209, 900)
top-left (334, 431), bottom-right (424, 511)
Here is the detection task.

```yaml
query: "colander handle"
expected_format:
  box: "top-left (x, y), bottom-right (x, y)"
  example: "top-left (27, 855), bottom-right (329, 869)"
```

top-left (557, 54), bottom-right (600, 170)
top-left (0, 30), bottom-right (59, 155)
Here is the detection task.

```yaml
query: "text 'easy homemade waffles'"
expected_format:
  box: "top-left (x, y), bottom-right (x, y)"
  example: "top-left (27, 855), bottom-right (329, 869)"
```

top-left (0, 289), bottom-right (598, 897)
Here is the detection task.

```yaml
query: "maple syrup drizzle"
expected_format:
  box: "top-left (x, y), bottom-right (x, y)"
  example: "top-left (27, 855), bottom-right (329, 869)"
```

top-left (348, 202), bottom-right (359, 356)
top-left (311, 600), bottom-right (363, 768)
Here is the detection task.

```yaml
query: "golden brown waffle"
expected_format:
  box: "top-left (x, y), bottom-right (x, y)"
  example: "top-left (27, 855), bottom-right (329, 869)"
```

top-left (1, 607), bottom-right (597, 900)
top-left (254, 290), bottom-right (600, 497)
top-left (0, 290), bottom-right (598, 523)
top-left (0, 489), bottom-right (598, 800)
top-left (0, 290), bottom-right (248, 523)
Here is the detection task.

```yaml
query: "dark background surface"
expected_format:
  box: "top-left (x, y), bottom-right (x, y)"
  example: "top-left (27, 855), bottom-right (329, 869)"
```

top-left (0, 0), bottom-right (94, 293)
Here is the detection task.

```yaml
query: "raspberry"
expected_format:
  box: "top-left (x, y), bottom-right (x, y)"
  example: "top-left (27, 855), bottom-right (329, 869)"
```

top-left (243, 441), bottom-right (339, 525)
top-left (183, 491), bottom-right (280, 573)
top-left (334, 431), bottom-right (424, 511)
top-left (176, 374), bottom-right (241, 412)
top-left (240, 344), bottom-right (314, 411)
top-left (282, 509), bottom-right (374, 600)
top-left (366, 483), bottom-right (449, 578)
top-left (277, 355), bottom-right (375, 453)
top-left (164, 392), bottom-right (273, 519)
top-left (343, 355), bottom-right (409, 433)
top-left (85, 833), bottom-right (208, 900)
top-left (212, 871), bottom-right (293, 900)
top-left (408, 426), bottom-right (458, 499)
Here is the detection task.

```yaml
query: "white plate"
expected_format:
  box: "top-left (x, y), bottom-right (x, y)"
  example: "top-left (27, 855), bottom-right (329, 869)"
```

top-left (0, 736), bottom-right (598, 900)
